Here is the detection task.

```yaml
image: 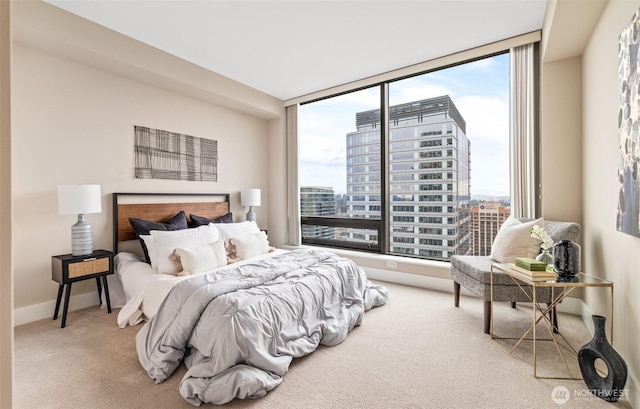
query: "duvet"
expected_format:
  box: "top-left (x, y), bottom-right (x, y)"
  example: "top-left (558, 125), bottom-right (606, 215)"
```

top-left (136, 248), bottom-right (388, 406)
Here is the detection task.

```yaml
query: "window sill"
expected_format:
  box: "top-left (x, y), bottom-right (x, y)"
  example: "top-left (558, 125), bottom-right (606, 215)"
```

top-left (282, 244), bottom-right (453, 292)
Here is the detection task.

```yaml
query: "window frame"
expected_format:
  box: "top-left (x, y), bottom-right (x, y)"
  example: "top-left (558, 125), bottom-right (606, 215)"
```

top-left (294, 34), bottom-right (540, 259)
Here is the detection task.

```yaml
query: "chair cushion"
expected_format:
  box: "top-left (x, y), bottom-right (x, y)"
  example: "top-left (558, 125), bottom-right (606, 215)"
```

top-left (451, 255), bottom-right (516, 286)
top-left (451, 255), bottom-right (554, 302)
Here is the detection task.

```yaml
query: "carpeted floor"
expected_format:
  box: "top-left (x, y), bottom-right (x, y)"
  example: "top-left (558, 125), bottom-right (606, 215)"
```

top-left (14, 281), bottom-right (633, 409)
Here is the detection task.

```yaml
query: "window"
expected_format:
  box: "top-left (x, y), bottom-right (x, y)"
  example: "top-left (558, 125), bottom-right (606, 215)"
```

top-left (393, 216), bottom-right (415, 223)
top-left (298, 87), bottom-right (382, 251)
top-left (419, 206), bottom-right (442, 212)
top-left (298, 52), bottom-right (513, 260)
top-left (419, 195), bottom-right (443, 202)
top-left (393, 205), bottom-right (415, 212)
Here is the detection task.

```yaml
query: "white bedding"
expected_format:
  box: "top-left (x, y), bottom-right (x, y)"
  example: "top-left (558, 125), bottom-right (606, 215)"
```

top-left (115, 249), bottom-right (289, 328)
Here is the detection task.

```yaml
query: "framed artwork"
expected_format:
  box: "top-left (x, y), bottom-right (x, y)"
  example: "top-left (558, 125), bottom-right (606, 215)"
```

top-left (134, 126), bottom-right (218, 182)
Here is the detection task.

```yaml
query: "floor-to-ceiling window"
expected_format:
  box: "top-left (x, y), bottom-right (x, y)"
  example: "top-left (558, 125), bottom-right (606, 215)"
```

top-left (298, 52), bottom-right (514, 260)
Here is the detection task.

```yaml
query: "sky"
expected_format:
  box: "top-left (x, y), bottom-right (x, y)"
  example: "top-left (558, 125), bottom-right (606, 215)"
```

top-left (298, 53), bottom-right (510, 197)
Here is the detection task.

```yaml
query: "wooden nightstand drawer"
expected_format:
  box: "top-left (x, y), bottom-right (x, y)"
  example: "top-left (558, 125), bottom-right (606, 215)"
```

top-left (68, 257), bottom-right (110, 278)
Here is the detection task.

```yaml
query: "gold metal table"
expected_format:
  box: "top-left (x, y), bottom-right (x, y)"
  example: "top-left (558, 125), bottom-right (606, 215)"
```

top-left (490, 263), bottom-right (613, 379)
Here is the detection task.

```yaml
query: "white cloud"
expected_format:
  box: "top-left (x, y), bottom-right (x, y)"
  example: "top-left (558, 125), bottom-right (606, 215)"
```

top-left (390, 83), bottom-right (452, 105)
top-left (457, 95), bottom-right (509, 143)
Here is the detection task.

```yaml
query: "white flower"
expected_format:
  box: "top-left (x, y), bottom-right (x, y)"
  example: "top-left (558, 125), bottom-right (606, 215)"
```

top-left (530, 225), bottom-right (554, 250)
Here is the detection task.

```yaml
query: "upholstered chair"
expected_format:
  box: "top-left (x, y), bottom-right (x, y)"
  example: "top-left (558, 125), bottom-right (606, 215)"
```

top-left (450, 219), bottom-right (581, 333)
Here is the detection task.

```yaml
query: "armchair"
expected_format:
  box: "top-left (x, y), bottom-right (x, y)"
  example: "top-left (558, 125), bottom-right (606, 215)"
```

top-left (450, 219), bottom-right (581, 333)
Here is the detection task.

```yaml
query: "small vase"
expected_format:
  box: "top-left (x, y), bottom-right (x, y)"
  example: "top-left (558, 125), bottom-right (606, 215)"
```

top-left (553, 240), bottom-right (581, 278)
top-left (535, 249), bottom-right (553, 269)
top-left (578, 315), bottom-right (627, 402)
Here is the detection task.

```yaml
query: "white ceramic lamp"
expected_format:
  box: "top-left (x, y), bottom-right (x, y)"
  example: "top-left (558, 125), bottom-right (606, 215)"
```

top-left (58, 184), bottom-right (102, 256)
top-left (240, 188), bottom-right (261, 223)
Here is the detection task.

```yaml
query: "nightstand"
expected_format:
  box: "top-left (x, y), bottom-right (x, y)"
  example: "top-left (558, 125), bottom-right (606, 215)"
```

top-left (51, 249), bottom-right (114, 328)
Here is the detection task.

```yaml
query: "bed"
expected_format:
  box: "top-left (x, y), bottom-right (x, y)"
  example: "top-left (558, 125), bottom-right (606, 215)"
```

top-left (111, 192), bottom-right (388, 406)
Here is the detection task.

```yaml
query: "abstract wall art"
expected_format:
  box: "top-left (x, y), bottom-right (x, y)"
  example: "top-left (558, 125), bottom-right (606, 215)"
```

top-left (617, 7), bottom-right (640, 237)
top-left (134, 126), bottom-right (218, 182)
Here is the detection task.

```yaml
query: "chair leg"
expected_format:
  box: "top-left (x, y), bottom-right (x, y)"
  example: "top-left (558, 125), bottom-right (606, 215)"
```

top-left (454, 281), bottom-right (460, 307)
top-left (511, 302), bottom-right (516, 308)
top-left (483, 301), bottom-right (491, 334)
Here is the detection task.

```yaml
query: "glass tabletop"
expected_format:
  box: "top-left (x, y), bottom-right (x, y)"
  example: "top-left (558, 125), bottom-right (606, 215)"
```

top-left (492, 263), bottom-right (613, 287)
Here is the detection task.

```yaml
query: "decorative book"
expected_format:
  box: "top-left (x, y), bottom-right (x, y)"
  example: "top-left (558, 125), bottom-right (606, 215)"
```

top-left (514, 257), bottom-right (547, 271)
top-left (507, 263), bottom-right (557, 281)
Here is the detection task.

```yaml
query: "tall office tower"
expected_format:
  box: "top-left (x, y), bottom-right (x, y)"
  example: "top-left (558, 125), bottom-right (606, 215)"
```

top-left (300, 186), bottom-right (336, 239)
top-left (470, 202), bottom-right (510, 256)
top-left (346, 95), bottom-right (471, 260)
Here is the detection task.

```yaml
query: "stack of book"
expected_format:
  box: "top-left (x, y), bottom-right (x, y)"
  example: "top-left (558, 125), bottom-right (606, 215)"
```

top-left (508, 257), bottom-right (557, 281)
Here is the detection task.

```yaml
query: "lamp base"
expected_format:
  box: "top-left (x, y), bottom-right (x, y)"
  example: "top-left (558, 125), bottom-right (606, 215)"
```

top-left (246, 207), bottom-right (256, 222)
top-left (71, 214), bottom-right (94, 256)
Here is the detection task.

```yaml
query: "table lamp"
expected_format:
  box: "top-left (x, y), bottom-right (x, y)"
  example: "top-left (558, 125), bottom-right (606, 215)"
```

top-left (58, 184), bottom-right (102, 256)
top-left (240, 188), bottom-right (261, 222)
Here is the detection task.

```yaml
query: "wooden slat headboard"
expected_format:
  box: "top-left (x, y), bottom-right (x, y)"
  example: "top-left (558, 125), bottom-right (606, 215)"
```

top-left (112, 192), bottom-right (230, 253)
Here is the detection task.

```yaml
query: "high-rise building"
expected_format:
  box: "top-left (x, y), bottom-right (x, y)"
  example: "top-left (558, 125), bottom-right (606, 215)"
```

top-left (300, 186), bottom-right (336, 239)
top-left (346, 95), bottom-right (471, 260)
top-left (469, 202), bottom-right (510, 256)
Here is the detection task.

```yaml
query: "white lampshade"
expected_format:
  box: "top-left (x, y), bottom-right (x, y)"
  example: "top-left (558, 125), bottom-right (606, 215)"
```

top-left (241, 189), bottom-right (261, 207)
top-left (58, 184), bottom-right (102, 256)
top-left (58, 185), bottom-right (102, 215)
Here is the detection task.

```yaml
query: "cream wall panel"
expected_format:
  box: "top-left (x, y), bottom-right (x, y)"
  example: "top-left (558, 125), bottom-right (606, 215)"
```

top-left (540, 56), bottom-right (583, 229)
top-left (12, 43), bottom-right (271, 310)
top-left (582, 0), bottom-right (640, 406)
top-left (1, 0), bottom-right (13, 406)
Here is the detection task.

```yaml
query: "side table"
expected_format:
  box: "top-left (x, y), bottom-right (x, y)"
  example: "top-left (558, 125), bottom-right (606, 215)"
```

top-left (490, 262), bottom-right (613, 379)
top-left (51, 249), bottom-right (114, 328)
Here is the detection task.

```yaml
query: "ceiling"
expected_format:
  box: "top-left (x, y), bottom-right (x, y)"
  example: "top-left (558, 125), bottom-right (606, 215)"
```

top-left (44, 0), bottom-right (547, 101)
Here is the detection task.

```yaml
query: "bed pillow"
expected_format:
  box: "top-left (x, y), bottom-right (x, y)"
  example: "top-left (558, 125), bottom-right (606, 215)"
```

top-left (150, 224), bottom-right (221, 274)
top-left (215, 221), bottom-right (261, 241)
top-left (230, 231), bottom-right (271, 260)
top-left (129, 211), bottom-right (188, 263)
top-left (490, 216), bottom-right (545, 263)
top-left (172, 240), bottom-right (227, 275)
top-left (189, 212), bottom-right (233, 227)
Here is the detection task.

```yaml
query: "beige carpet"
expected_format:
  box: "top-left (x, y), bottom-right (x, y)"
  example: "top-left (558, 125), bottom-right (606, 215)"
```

top-left (14, 281), bottom-right (633, 409)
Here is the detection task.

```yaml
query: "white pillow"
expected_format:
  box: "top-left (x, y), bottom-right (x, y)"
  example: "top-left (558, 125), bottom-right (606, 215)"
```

top-left (231, 231), bottom-right (270, 260)
top-left (175, 240), bottom-right (227, 275)
top-left (215, 221), bottom-right (261, 241)
top-left (150, 224), bottom-right (221, 274)
top-left (490, 216), bottom-right (545, 263)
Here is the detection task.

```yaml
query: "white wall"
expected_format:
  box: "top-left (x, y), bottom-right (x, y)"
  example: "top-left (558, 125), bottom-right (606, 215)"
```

top-left (582, 0), bottom-right (640, 406)
top-left (11, 42), bottom-right (279, 316)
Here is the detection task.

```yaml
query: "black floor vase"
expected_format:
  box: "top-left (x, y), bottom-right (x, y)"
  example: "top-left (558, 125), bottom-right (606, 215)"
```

top-left (578, 315), bottom-right (627, 402)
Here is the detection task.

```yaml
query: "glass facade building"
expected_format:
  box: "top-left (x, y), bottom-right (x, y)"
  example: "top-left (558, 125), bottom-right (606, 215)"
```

top-left (346, 96), bottom-right (471, 260)
top-left (469, 202), bottom-right (510, 256)
top-left (300, 186), bottom-right (336, 239)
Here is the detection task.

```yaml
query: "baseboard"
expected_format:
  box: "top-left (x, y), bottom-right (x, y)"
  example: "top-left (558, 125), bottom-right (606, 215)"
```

top-left (13, 291), bottom-right (100, 327)
top-left (364, 266), bottom-right (454, 293)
